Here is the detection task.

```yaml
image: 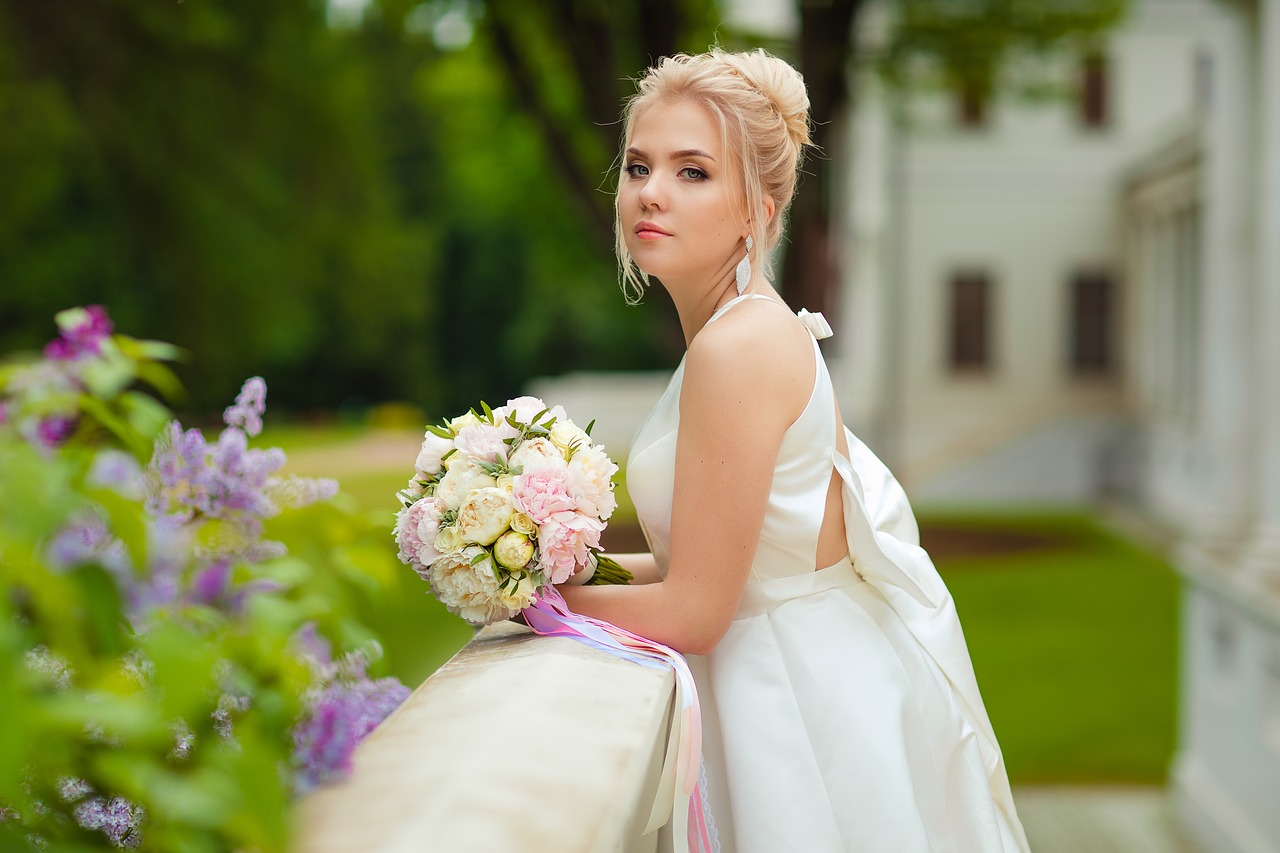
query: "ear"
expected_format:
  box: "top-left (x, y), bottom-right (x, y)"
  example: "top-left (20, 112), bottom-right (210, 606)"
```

top-left (763, 196), bottom-right (776, 227)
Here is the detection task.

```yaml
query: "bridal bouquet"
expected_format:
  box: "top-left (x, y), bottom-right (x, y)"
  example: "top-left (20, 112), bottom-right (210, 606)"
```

top-left (394, 396), bottom-right (631, 625)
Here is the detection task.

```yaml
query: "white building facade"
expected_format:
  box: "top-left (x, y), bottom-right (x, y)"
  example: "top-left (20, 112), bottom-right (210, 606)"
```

top-left (843, 0), bottom-right (1280, 849)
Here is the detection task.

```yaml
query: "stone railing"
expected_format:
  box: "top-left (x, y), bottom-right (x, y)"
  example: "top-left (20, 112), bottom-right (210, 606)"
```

top-left (292, 621), bottom-right (676, 853)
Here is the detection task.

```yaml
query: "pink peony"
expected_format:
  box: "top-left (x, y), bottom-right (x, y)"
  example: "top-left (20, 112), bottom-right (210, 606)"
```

top-left (394, 497), bottom-right (445, 576)
top-left (512, 468), bottom-right (578, 524)
top-left (537, 511), bottom-right (605, 584)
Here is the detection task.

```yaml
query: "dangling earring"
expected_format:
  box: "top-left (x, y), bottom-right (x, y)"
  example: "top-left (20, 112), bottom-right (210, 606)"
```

top-left (735, 235), bottom-right (754, 296)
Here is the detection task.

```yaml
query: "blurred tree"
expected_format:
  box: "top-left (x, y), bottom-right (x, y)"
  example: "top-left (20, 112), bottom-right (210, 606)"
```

top-left (475, 0), bottom-right (1128, 321)
top-left (0, 0), bottom-right (435, 412)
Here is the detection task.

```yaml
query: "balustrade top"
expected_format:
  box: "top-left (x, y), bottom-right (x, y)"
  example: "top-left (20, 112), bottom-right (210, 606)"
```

top-left (293, 620), bottom-right (676, 853)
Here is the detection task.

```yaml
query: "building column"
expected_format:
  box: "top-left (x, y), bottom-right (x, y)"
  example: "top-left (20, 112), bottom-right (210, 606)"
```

top-left (1246, 0), bottom-right (1280, 582)
top-left (1189, 7), bottom-right (1255, 546)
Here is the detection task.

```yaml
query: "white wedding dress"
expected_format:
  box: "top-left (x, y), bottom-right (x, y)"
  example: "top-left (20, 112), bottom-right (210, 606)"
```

top-left (626, 294), bottom-right (1030, 853)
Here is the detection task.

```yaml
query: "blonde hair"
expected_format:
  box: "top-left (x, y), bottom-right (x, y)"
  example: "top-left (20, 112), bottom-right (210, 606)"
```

top-left (615, 48), bottom-right (812, 303)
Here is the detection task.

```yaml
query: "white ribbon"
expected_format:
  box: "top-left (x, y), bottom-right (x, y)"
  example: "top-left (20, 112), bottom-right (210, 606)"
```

top-left (796, 309), bottom-right (832, 340)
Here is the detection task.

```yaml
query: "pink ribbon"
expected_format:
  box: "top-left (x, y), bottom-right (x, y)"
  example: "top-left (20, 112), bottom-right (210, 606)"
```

top-left (523, 586), bottom-right (713, 853)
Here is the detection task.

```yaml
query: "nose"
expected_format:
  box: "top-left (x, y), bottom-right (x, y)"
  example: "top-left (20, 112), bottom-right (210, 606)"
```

top-left (637, 171), bottom-right (664, 210)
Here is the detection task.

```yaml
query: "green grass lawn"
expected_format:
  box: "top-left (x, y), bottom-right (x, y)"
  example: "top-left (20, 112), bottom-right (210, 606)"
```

top-left (274, 427), bottom-right (1180, 784)
top-left (922, 511), bottom-right (1179, 784)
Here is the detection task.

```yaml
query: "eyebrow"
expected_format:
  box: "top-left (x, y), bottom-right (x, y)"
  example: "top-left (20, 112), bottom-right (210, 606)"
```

top-left (626, 147), bottom-right (717, 162)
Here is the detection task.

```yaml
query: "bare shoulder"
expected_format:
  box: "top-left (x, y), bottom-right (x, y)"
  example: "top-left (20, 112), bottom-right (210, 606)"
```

top-left (682, 299), bottom-right (814, 430)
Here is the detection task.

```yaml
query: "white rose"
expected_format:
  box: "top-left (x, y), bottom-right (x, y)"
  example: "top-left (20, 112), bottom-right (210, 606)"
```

top-left (436, 457), bottom-right (498, 509)
top-left (508, 437), bottom-right (566, 473)
top-left (497, 572), bottom-right (540, 612)
top-left (455, 487), bottom-right (516, 546)
top-left (567, 444), bottom-right (619, 520)
top-left (416, 432), bottom-right (455, 476)
top-left (493, 530), bottom-right (535, 569)
top-left (549, 421), bottom-right (591, 454)
top-left (435, 524), bottom-right (464, 554)
top-left (429, 547), bottom-right (516, 625)
top-left (449, 411), bottom-right (481, 432)
top-left (510, 511), bottom-right (537, 536)
top-left (496, 473), bottom-right (516, 493)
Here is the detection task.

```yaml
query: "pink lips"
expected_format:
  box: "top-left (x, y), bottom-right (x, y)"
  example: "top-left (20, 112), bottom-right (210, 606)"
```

top-left (635, 221), bottom-right (672, 240)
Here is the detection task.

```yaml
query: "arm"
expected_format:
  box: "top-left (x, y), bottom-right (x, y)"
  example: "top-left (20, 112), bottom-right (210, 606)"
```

top-left (607, 552), bottom-right (662, 585)
top-left (560, 309), bottom-right (812, 654)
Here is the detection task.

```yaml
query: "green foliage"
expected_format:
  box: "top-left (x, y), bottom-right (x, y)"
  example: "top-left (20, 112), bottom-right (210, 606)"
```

top-left (880, 0), bottom-right (1129, 99)
top-left (0, 318), bottom-right (410, 850)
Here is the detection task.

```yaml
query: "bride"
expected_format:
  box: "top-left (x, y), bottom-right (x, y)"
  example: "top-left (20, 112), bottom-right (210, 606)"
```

top-left (558, 48), bottom-right (1030, 852)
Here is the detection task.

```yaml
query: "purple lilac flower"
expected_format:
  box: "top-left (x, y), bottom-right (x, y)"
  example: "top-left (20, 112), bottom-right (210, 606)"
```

top-left (45, 513), bottom-right (114, 571)
top-left (73, 796), bottom-right (143, 849)
top-left (57, 776), bottom-right (92, 803)
top-left (291, 676), bottom-right (410, 794)
top-left (222, 377), bottom-right (267, 437)
top-left (88, 450), bottom-right (145, 500)
top-left (34, 415), bottom-right (77, 448)
top-left (189, 558), bottom-right (232, 605)
top-left (43, 306), bottom-right (113, 362)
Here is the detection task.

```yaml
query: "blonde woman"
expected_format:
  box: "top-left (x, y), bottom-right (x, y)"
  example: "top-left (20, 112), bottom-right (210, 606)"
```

top-left (560, 49), bottom-right (1029, 852)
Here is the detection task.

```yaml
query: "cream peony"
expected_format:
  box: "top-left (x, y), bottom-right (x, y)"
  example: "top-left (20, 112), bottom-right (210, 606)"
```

top-left (416, 432), bottom-right (455, 476)
top-left (429, 547), bottom-right (519, 625)
top-left (567, 444), bottom-right (619, 520)
top-left (455, 487), bottom-right (516, 546)
top-left (508, 437), bottom-right (566, 473)
top-left (493, 530), bottom-right (535, 569)
top-left (435, 457), bottom-right (498, 509)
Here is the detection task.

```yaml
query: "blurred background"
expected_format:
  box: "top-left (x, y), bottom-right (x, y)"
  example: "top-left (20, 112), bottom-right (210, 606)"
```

top-left (3, 0), bottom-right (1278, 849)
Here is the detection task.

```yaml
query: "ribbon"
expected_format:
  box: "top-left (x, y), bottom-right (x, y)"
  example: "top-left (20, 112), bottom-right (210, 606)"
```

top-left (796, 308), bottom-right (833, 340)
top-left (522, 585), bottom-right (714, 853)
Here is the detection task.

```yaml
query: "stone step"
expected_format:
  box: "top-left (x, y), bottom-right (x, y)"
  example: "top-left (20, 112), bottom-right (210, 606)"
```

top-left (1015, 786), bottom-right (1203, 853)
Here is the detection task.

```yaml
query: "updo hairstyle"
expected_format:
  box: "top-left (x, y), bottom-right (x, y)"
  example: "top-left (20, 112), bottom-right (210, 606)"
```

top-left (616, 48), bottom-right (813, 302)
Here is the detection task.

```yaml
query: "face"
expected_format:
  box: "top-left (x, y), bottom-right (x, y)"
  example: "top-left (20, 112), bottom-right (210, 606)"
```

top-left (618, 98), bottom-right (747, 290)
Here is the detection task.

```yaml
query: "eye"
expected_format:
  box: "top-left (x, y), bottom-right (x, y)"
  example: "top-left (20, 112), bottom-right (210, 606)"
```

top-left (624, 163), bottom-right (649, 178)
top-left (679, 167), bottom-right (708, 180)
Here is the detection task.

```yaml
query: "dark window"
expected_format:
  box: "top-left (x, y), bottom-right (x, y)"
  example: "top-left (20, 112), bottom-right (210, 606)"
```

top-left (955, 80), bottom-right (988, 129)
top-left (949, 271), bottom-right (991, 370)
top-left (1080, 51), bottom-right (1109, 129)
top-left (1070, 270), bottom-right (1116, 373)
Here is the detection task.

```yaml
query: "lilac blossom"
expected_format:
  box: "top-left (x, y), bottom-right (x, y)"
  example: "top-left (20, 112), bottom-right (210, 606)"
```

top-left (72, 796), bottom-right (143, 849)
top-left (291, 676), bottom-right (410, 795)
top-left (43, 306), bottom-right (113, 362)
top-left (222, 376), bottom-right (266, 437)
top-left (289, 625), bottom-right (410, 794)
top-left (88, 450), bottom-right (145, 500)
top-left (34, 415), bottom-right (77, 448)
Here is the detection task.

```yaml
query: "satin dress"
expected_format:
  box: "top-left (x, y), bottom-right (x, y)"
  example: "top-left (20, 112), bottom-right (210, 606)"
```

top-left (626, 294), bottom-right (1030, 853)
